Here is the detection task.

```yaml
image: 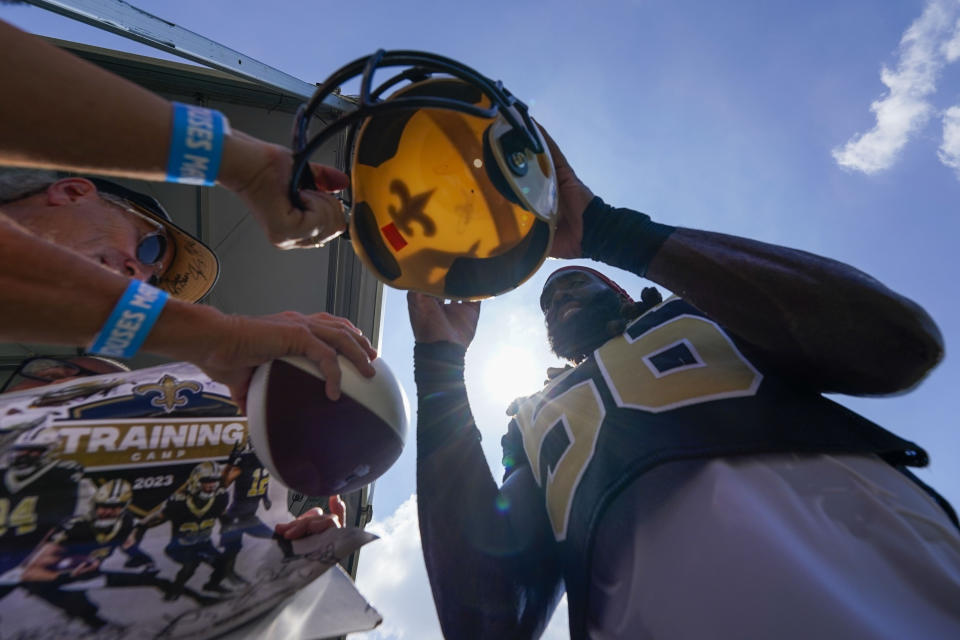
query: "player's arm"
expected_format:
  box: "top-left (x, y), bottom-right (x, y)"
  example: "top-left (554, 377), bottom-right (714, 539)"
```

top-left (0, 213), bottom-right (375, 404)
top-left (129, 506), bottom-right (168, 545)
top-left (0, 19), bottom-right (347, 249)
top-left (20, 541), bottom-right (66, 582)
top-left (408, 295), bottom-right (564, 638)
top-left (544, 131), bottom-right (943, 395)
top-left (222, 464), bottom-right (243, 489)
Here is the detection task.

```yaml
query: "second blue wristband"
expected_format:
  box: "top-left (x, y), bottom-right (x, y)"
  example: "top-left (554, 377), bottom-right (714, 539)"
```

top-left (89, 280), bottom-right (169, 359)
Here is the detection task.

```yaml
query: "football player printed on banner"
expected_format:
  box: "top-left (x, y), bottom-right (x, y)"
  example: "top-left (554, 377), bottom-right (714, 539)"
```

top-left (219, 440), bottom-right (293, 586)
top-left (0, 426), bottom-right (89, 596)
top-left (18, 479), bottom-right (213, 632)
top-left (133, 461), bottom-right (231, 601)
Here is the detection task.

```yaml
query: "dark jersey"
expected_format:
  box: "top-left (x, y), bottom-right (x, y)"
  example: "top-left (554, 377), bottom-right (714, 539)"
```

top-left (501, 298), bottom-right (929, 636)
top-left (0, 461), bottom-right (83, 573)
top-left (162, 490), bottom-right (228, 547)
top-left (47, 511), bottom-right (137, 573)
top-left (225, 450), bottom-right (270, 518)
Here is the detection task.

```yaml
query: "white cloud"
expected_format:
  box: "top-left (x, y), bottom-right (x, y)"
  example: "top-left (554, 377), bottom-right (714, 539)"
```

top-left (355, 495), bottom-right (443, 640)
top-left (943, 17), bottom-right (960, 61)
top-left (832, 0), bottom-right (960, 173)
top-left (541, 595), bottom-right (570, 639)
top-left (354, 494), bottom-right (570, 640)
top-left (938, 106), bottom-right (960, 177)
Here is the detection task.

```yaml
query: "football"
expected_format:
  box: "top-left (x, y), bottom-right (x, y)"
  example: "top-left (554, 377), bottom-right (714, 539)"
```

top-left (246, 355), bottom-right (409, 496)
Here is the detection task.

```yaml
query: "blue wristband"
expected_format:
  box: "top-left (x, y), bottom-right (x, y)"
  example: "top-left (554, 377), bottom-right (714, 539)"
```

top-left (165, 102), bottom-right (230, 186)
top-left (89, 281), bottom-right (169, 359)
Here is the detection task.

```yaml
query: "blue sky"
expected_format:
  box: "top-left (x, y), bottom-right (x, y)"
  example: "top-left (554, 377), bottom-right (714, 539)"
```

top-left (5, 1), bottom-right (960, 638)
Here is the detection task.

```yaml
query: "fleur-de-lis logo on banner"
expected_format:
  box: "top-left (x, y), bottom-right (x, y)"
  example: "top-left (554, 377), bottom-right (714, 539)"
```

top-left (134, 375), bottom-right (202, 413)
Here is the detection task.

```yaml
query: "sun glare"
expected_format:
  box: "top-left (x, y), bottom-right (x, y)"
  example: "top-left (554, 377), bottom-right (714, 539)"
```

top-left (478, 344), bottom-right (546, 409)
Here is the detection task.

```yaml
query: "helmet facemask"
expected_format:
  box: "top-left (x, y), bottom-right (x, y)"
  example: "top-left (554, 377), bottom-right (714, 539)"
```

top-left (92, 479), bottom-right (132, 531)
top-left (187, 461), bottom-right (221, 501)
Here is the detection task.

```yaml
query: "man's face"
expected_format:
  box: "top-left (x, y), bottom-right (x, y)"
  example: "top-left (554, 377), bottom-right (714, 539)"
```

top-left (541, 270), bottom-right (625, 362)
top-left (40, 195), bottom-right (173, 284)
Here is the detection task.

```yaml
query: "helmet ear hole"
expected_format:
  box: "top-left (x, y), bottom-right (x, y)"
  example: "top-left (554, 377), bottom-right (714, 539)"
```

top-left (482, 125), bottom-right (524, 209)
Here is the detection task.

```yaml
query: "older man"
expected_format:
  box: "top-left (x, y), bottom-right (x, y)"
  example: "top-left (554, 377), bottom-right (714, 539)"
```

top-left (0, 169), bottom-right (375, 404)
top-left (407, 135), bottom-right (960, 639)
top-left (0, 17), bottom-right (371, 404)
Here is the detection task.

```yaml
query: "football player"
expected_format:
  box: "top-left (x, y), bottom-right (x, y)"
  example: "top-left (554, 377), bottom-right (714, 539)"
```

top-left (0, 427), bottom-right (87, 594)
top-left (218, 441), bottom-right (291, 584)
top-left (19, 478), bottom-right (212, 630)
top-left (133, 461), bottom-right (230, 601)
top-left (407, 132), bottom-right (960, 638)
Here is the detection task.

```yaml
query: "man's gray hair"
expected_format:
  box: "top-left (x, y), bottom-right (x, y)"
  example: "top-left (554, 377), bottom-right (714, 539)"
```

top-left (0, 168), bottom-right (62, 205)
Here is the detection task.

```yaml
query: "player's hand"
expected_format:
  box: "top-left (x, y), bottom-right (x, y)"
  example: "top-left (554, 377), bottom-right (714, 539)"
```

top-left (407, 292), bottom-right (481, 348)
top-left (328, 494), bottom-right (346, 525)
top-left (538, 126), bottom-right (594, 259)
top-left (220, 131), bottom-right (350, 249)
top-left (274, 497), bottom-right (346, 540)
top-left (194, 310), bottom-right (377, 408)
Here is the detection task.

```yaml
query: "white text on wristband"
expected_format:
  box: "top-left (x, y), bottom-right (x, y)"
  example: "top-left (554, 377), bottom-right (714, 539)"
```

top-left (89, 281), bottom-right (169, 359)
top-left (165, 102), bottom-right (230, 186)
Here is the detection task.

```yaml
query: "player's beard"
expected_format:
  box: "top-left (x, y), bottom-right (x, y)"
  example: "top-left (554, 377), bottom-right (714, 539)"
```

top-left (547, 288), bottom-right (626, 363)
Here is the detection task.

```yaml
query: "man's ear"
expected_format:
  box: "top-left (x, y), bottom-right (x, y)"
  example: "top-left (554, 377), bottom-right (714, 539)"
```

top-left (45, 177), bottom-right (97, 205)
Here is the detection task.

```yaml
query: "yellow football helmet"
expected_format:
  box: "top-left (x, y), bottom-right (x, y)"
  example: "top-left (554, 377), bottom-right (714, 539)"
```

top-left (291, 50), bottom-right (557, 299)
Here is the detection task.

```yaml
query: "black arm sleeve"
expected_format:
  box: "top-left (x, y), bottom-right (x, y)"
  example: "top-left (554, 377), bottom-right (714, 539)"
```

top-left (414, 341), bottom-right (481, 457)
top-left (414, 341), bottom-right (564, 639)
top-left (581, 195), bottom-right (676, 277)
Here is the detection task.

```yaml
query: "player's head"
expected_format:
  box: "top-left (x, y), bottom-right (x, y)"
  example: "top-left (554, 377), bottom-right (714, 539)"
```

top-left (540, 266), bottom-right (662, 363)
top-left (91, 479), bottom-right (133, 531)
top-left (7, 426), bottom-right (60, 475)
top-left (291, 50), bottom-right (557, 300)
top-left (187, 461), bottom-right (222, 500)
top-left (0, 169), bottom-right (219, 302)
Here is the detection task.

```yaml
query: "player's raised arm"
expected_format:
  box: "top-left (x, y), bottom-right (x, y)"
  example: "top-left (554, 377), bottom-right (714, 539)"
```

top-left (542, 129), bottom-right (943, 395)
top-left (408, 294), bottom-right (564, 637)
